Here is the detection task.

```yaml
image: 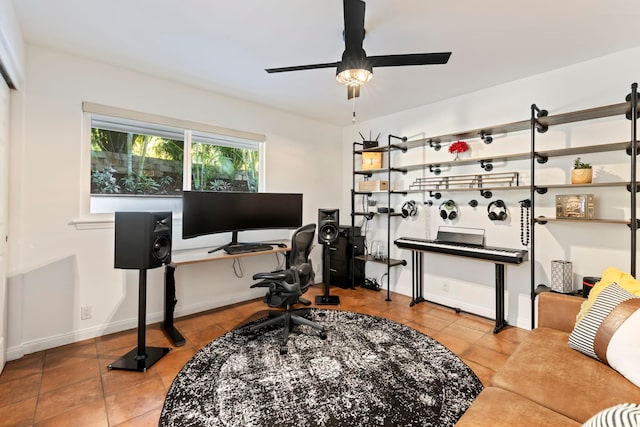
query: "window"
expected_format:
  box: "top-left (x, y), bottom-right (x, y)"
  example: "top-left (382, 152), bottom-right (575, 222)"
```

top-left (83, 103), bottom-right (265, 214)
top-left (190, 133), bottom-right (260, 192)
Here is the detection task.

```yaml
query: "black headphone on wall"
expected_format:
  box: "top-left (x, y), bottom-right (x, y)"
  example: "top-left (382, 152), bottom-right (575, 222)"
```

top-left (488, 199), bottom-right (508, 221)
top-left (439, 200), bottom-right (459, 221)
top-left (401, 200), bottom-right (418, 218)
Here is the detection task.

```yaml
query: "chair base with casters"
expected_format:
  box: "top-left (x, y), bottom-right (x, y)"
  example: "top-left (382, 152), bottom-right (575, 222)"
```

top-left (249, 264), bottom-right (326, 354)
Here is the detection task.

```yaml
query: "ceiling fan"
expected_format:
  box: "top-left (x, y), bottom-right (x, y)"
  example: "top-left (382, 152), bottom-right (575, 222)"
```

top-left (265, 0), bottom-right (452, 99)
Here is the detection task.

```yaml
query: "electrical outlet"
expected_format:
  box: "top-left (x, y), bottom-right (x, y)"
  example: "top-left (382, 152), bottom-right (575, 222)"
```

top-left (81, 305), bottom-right (92, 320)
top-left (443, 281), bottom-right (449, 292)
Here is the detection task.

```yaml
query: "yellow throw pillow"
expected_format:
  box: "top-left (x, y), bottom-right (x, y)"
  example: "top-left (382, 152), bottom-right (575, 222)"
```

top-left (576, 267), bottom-right (640, 323)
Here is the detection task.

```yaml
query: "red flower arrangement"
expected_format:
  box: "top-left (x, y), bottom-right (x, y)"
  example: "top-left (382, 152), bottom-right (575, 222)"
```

top-left (448, 140), bottom-right (469, 154)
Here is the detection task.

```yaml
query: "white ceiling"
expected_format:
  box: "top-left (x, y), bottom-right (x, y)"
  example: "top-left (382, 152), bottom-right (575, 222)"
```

top-left (11, 0), bottom-right (640, 126)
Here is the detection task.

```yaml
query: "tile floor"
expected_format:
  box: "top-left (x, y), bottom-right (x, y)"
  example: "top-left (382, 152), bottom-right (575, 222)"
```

top-left (0, 284), bottom-right (530, 426)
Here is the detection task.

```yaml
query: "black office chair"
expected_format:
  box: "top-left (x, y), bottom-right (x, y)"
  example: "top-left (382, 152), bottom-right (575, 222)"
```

top-left (248, 223), bottom-right (327, 354)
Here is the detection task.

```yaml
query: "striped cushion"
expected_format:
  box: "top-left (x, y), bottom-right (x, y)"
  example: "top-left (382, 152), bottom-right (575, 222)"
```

top-left (582, 403), bottom-right (640, 427)
top-left (569, 283), bottom-right (640, 388)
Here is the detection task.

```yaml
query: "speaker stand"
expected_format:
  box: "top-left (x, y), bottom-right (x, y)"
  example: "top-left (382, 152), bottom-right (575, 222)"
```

top-left (109, 269), bottom-right (170, 372)
top-left (315, 243), bottom-right (340, 305)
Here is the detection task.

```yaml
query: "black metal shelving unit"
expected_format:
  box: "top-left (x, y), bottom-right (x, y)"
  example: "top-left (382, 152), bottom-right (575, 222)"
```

top-left (351, 136), bottom-right (407, 301)
top-left (529, 83), bottom-right (639, 328)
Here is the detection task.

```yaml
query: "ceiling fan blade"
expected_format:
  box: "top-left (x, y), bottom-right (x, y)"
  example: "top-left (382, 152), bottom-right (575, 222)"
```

top-left (343, 0), bottom-right (366, 51)
top-left (265, 62), bottom-right (339, 73)
top-left (369, 52), bottom-right (452, 68)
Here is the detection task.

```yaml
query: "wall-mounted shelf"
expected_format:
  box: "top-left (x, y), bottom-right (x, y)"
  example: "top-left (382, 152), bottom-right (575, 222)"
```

top-left (536, 102), bottom-right (636, 127)
top-left (535, 182), bottom-right (632, 191)
top-left (354, 141), bottom-right (636, 177)
top-left (535, 141), bottom-right (633, 159)
top-left (535, 217), bottom-right (631, 225)
top-left (394, 186), bottom-right (529, 195)
top-left (355, 255), bottom-right (407, 267)
top-left (398, 119), bottom-right (531, 150)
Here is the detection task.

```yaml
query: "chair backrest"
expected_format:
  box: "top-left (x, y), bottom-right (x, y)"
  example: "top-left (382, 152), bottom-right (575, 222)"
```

top-left (289, 224), bottom-right (316, 292)
top-left (289, 223), bottom-right (316, 267)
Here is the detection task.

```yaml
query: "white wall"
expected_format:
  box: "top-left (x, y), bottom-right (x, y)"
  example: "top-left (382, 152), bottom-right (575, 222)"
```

top-left (342, 46), bottom-right (640, 330)
top-left (6, 45), bottom-right (342, 360)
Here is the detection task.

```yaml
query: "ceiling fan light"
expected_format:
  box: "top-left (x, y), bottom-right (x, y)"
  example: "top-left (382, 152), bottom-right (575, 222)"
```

top-left (336, 67), bottom-right (373, 86)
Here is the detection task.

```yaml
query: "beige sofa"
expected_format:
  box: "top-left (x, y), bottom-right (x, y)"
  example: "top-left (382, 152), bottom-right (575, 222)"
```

top-left (456, 292), bottom-right (640, 426)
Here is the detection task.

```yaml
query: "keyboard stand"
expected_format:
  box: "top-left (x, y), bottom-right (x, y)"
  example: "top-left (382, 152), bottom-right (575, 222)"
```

top-left (409, 250), bottom-right (508, 334)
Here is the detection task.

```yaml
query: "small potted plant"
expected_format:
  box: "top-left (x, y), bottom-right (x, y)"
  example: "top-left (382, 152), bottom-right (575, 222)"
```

top-left (571, 157), bottom-right (592, 184)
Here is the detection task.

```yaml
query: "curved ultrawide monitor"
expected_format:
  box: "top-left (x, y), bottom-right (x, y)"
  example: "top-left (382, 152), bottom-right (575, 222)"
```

top-left (182, 191), bottom-right (303, 239)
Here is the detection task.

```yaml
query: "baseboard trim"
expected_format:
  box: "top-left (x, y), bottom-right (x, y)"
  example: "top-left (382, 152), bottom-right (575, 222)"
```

top-left (5, 293), bottom-right (262, 361)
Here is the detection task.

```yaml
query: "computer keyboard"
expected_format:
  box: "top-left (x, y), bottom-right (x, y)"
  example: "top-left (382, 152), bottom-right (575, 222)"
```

top-left (224, 243), bottom-right (274, 255)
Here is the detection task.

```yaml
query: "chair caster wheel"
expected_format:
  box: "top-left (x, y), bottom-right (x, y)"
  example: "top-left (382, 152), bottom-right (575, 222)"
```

top-left (280, 346), bottom-right (288, 355)
top-left (319, 331), bottom-right (327, 340)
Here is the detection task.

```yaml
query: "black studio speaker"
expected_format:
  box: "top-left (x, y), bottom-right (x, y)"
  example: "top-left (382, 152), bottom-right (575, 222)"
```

top-left (114, 212), bottom-right (172, 270)
top-left (318, 209), bottom-right (339, 244)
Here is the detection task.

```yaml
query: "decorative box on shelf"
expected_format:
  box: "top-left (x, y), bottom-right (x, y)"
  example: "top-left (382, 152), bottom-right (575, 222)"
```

top-left (358, 180), bottom-right (389, 192)
top-left (361, 152), bottom-right (382, 170)
top-left (555, 194), bottom-right (595, 220)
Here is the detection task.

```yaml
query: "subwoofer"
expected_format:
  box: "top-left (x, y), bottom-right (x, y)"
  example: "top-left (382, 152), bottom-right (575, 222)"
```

top-left (114, 212), bottom-right (172, 270)
top-left (318, 209), bottom-right (339, 244)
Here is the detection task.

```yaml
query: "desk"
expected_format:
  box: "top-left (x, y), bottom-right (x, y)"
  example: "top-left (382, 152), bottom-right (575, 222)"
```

top-left (163, 243), bottom-right (290, 346)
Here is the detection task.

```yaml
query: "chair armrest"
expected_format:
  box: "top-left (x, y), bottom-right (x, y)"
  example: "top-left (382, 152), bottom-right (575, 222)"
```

top-left (253, 271), bottom-right (288, 281)
top-left (537, 292), bottom-right (584, 333)
top-left (250, 279), bottom-right (275, 289)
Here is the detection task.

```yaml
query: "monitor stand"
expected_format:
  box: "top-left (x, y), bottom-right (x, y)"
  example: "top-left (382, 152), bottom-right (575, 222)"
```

top-left (208, 231), bottom-right (242, 254)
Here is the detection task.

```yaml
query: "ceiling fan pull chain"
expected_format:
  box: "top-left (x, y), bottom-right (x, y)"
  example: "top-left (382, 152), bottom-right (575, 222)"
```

top-left (352, 95), bottom-right (357, 123)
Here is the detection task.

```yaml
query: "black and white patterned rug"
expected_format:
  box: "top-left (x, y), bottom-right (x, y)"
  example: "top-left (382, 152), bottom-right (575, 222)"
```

top-left (160, 309), bottom-right (483, 427)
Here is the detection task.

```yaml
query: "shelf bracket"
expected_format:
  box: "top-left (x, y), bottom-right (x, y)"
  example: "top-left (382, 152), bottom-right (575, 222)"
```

top-left (429, 191), bottom-right (442, 200)
top-left (480, 189), bottom-right (493, 199)
top-left (429, 165), bottom-right (441, 175)
top-left (535, 153), bottom-right (548, 164)
top-left (625, 145), bottom-right (640, 156)
top-left (391, 167), bottom-right (408, 175)
top-left (534, 120), bottom-right (548, 134)
top-left (535, 217), bottom-right (548, 225)
top-left (535, 187), bottom-right (548, 195)
top-left (532, 104), bottom-right (548, 118)
top-left (531, 105), bottom-right (549, 133)
top-left (625, 92), bottom-right (640, 120)
top-left (428, 140), bottom-right (441, 151)
top-left (479, 160), bottom-right (494, 171)
top-left (480, 131), bottom-right (493, 144)
top-left (627, 183), bottom-right (640, 193)
top-left (628, 219), bottom-right (640, 229)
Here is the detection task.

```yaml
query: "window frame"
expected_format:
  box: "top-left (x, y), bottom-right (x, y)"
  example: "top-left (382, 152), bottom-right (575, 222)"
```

top-left (75, 103), bottom-right (266, 229)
